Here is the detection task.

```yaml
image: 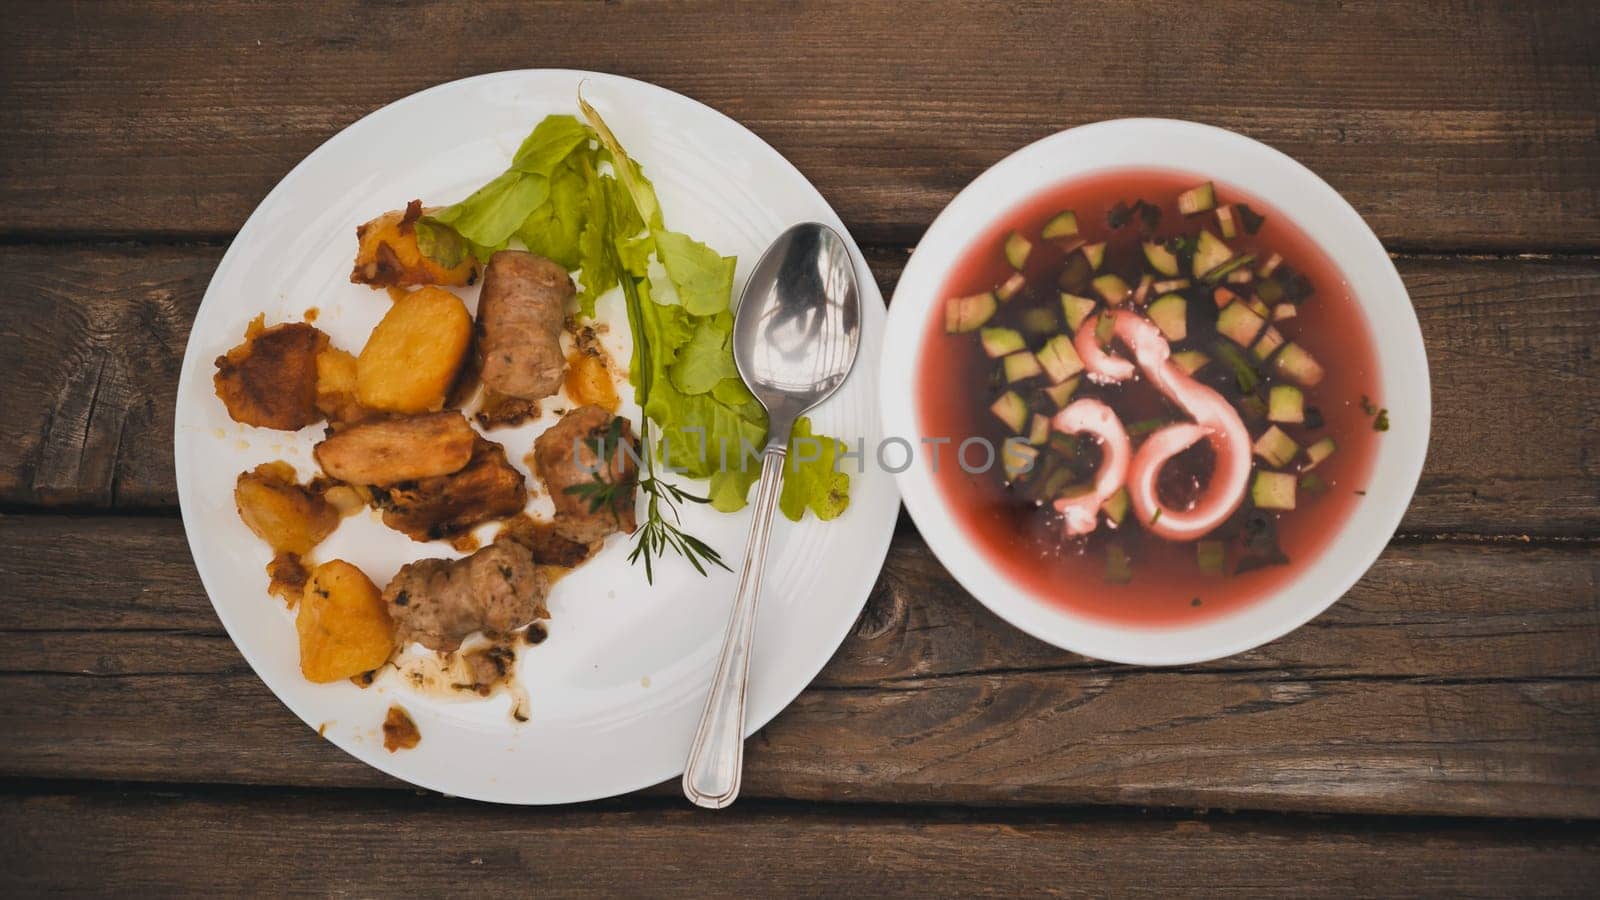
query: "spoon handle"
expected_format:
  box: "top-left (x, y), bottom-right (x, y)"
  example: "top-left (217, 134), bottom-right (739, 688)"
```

top-left (682, 446), bottom-right (787, 808)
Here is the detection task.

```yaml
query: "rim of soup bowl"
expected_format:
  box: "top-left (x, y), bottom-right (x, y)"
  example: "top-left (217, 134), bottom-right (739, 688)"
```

top-left (879, 118), bottom-right (1430, 665)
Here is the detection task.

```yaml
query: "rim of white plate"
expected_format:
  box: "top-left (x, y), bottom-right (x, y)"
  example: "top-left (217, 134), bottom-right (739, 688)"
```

top-left (881, 118), bottom-right (1430, 665)
top-left (174, 70), bottom-right (898, 803)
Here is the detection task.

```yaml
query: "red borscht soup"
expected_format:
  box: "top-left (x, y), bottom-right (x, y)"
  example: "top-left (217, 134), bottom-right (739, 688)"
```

top-left (919, 170), bottom-right (1384, 626)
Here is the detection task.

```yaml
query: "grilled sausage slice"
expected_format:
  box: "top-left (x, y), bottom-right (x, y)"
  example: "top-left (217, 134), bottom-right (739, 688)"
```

top-left (477, 250), bottom-right (571, 401)
top-left (312, 411), bottom-right (476, 486)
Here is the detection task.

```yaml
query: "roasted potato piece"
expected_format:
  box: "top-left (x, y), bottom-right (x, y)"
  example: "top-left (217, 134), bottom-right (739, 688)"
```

top-left (564, 324), bottom-right (620, 412)
top-left (235, 461), bottom-right (339, 555)
top-left (297, 560), bottom-right (395, 683)
top-left (377, 437), bottom-right (528, 543)
top-left (564, 348), bottom-right (619, 412)
top-left (312, 410), bottom-right (476, 486)
top-left (213, 317), bottom-right (328, 430)
top-left (351, 200), bottom-right (479, 288)
top-left (314, 346), bottom-right (366, 424)
top-left (356, 287), bottom-right (473, 414)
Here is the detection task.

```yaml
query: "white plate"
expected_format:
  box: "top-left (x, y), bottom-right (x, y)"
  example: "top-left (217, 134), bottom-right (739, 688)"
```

top-left (881, 119), bottom-right (1430, 665)
top-left (174, 70), bottom-right (898, 803)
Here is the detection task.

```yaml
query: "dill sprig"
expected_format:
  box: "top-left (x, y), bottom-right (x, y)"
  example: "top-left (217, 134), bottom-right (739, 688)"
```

top-left (563, 414), bottom-right (730, 584)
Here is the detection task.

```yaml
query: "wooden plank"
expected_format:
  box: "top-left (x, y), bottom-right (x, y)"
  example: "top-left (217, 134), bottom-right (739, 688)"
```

top-left (1, 516), bottom-right (1595, 817)
top-left (0, 1), bottom-right (1595, 249)
top-left (3, 792), bottom-right (1596, 898)
top-left (2, 245), bottom-right (1596, 535)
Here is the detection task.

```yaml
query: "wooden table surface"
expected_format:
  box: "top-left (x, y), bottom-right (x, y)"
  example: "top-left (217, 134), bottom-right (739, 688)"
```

top-left (2, 1), bottom-right (1597, 895)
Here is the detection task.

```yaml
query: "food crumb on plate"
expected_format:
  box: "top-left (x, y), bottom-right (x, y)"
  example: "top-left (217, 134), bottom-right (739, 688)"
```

top-left (383, 705), bottom-right (420, 753)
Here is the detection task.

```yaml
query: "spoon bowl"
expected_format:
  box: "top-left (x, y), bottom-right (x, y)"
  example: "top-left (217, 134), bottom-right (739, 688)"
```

top-left (734, 222), bottom-right (862, 440)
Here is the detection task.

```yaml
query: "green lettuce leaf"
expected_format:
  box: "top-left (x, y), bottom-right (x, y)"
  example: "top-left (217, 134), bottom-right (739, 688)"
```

top-left (511, 115), bottom-right (591, 176)
top-left (578, 93), bottom-right (661, 230)
top-left (420, 169), bottom-right (549, 264)
top-left (779, 417), bottom-right (851, 522)
top-left (577, 95), bottom-right (852, 520)
top-left (515, 154), bottom-right (588, 270)
top-left (669, 316), bottom-right (740, 395)
top-left (655, 231), bottom-right (737, 316)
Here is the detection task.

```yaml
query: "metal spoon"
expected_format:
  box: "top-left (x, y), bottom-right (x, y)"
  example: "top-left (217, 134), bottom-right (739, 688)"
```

top-left (682, 222), bottom-right (862, 809)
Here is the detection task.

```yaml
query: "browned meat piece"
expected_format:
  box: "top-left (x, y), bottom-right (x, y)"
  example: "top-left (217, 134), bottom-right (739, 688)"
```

top-left (376, 437), bottom-right (528, 542)
top-left (498, 513), bottom-right (596, 568)
top-left (532, 405), bottom-right (638, 544)
top-left (474, 390), bottom-right (541, 430)
top-left (213, 318), bottom-right (328, 430)
top-left (477, 250), bottom-right (570, 400)
top-left (460, 643), bottom-right (518, 696)
top-left (313, 411), bottom-right (475, 486)
top-left (266, 552), bottom-right (310, 606)
top-left (382, 539), bottom-right (549, 652)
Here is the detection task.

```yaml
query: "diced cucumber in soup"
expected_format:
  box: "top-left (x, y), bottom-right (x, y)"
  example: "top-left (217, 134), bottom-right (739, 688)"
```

top-left (1004, 350), bottom-right (1043, 383)
top-left (1171, 350), bottom-right (1211, 375)
top-left (1042, 210), bottom-right (1079, 239)
top-left (1257, 253), bottom-right (1283, 277)
top-left (1253, 425), bottom-right (1301, 468)
top-left (1061, 293), bottom-right (1098, 331)
top-left (1252, 326), bottom-right (1285, 361)
top-left (1004, 231), bottom-right (1033, 270)
top-left (990, 391), bottom-right (1029, 432)
top-left (1251, 470), bottom-right (1297, 510)
top-left (945, 291), bottom-right (997, 333)
top-left (1103, 487), bottom-right (1130, 526)
top-left (1002, 442), bottom-right (1039, 481)
top-left (1215, 205), bottom-right (1238, 239)
top-left (997, 272), bottom-right (1026, 301)
top-left (1178, 181), bottom-right (1217, 215)
top-left (1216, 301), bottom-right (1266, 347)
top-left (980, 327), bottom-right (1025, 358)
top-left (1226, 267), bottom-right (1254, 284)
top-left (1146, 294), bottom-right (1188, 342)
top-left (1092, 273), bottom-right (1130, 305)
top-left (1142, 241), bottom-right (1180, 276)
top-left (1274, 342), bottom-right (1325, 386)
top-left (1197, 540), bottom-right (1225, 575)
top-left (1094, 313), bottom-right (1116, 346)
top-left (1248, 296), bottom-right (1271, 319)
top-left (1081, 242), bottom-right (1107, 271)
top-left (1043, 376), bottom-right (1080, 408)
top-left (1020, 306), bottom-right (1058, 334)
top-left (1152, 277), bottom-right (1190, 293)
top-left (1304, 436), bottom-right (1337, 470)
top-left (1256, 278), bottom-right (1284, 304)
top-left (1132, 274), bottom-right (1153, 306)
top-left (1192, 229), bottom-right (1233, 277)
top-left (1036, 334), bottom-right (1085, 383)
top-left (1268, 384), bottom-right (1305, 423)
top-left (1028, 413), bottom-right (1052, 446)
top-left (1272, 303), bottom-right (1298, 321)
